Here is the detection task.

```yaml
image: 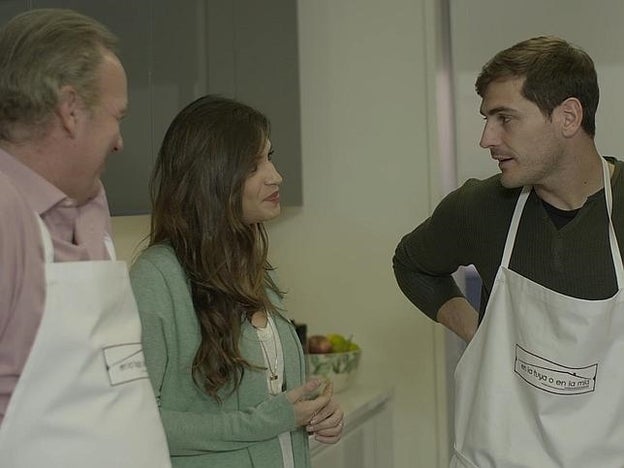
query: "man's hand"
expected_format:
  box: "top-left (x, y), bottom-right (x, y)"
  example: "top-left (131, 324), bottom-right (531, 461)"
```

top-left (437, 296), bottom-right (478, 342)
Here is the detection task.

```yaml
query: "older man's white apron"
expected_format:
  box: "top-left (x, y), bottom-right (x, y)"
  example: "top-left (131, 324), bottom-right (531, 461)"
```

top-left (451, 158), bottom-right (624, 467)
top-left (0, 217), bottom-right (171, 467)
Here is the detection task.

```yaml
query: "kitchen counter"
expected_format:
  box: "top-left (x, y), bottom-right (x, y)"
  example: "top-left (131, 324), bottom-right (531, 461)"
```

top-left (309, 384), bottom-right (395, 466)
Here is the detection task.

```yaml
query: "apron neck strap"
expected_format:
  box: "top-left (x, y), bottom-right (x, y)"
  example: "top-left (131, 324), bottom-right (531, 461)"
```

top-left (500, 186), bottom-right (531, 269)
top-left (602, 158), bottom-right (624, 287)
top-left (35, 215), bottom-right (55, 263)
top-left (500, 158), bottom-right (624, 289)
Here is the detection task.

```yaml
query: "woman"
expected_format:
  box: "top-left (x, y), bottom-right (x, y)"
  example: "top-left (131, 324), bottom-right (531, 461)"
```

top-left (130, 95), bottom-right (343, 468)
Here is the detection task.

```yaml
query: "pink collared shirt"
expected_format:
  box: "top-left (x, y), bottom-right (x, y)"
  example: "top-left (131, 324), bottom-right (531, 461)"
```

top-left (0, 148), bottom-right (112, 424)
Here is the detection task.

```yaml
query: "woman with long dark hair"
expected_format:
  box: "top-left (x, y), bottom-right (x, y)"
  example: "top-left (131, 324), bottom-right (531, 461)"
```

top-left (130, 95), bottom-right (343, 468)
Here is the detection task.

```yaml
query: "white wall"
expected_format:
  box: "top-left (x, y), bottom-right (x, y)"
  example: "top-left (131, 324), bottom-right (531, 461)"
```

top-left (450, 0), bottom-right (624, 183)
top-left (268, 1), bottom-right (445, 467)
top-left (112, 0), bottom-right (447, 466)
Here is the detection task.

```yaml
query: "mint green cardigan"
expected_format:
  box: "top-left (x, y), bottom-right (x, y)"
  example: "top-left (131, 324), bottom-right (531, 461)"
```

top-left (129, 244), bottom-right (311, 468)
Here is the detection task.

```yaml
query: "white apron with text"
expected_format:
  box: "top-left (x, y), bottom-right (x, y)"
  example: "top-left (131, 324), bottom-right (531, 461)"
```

top-left (451, 158), bottom-right (624, 467)
top-left (0, 217), bottom-right (171, 467)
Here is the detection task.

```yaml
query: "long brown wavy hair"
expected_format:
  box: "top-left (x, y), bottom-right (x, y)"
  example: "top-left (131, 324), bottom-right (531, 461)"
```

top-left (149, 95), bottom-right (283, 400)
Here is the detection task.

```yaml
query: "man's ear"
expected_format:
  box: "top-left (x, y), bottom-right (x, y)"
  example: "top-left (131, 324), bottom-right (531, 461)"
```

top-left (556, 97), bottom-right (583, 138)
top-left (56, 85), bottom-right (80, 137)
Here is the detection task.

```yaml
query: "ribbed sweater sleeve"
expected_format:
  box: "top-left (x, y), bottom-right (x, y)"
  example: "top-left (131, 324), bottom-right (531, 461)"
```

top-left (393, 158), bottom-right (624, 324)
top-left (392, 178), bottom-right (497, 321)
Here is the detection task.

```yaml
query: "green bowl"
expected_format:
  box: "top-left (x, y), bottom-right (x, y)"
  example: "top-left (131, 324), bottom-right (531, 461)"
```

top-left (305, 349), bottom-right (361, 393)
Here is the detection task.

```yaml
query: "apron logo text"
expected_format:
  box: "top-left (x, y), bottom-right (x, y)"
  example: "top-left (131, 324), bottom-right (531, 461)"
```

top-left (514, 345), bottom-right (597, 395)
top-left (103, 343), bottom-right (150, 386)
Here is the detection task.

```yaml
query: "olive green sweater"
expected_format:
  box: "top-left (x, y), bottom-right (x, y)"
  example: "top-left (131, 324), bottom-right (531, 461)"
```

top-left (393, 157), bottom-right (624, 323)
top-left (130, 244), bottom-right (310, 468)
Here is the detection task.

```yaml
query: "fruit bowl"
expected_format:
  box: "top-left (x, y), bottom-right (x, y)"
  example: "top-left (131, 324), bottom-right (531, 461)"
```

top-left (305, 349), bottom-right (361, 393)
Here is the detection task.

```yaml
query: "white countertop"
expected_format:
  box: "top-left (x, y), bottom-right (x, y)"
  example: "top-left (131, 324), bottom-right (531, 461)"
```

top-left (308, 384), bottom-right (394, 453)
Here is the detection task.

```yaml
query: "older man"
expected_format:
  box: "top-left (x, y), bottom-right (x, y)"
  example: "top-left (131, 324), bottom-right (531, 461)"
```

top-left (0, 9), bottom-right (170, 467)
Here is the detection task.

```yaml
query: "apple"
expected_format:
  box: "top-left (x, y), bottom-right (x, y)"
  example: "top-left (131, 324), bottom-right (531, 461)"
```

top-left (307, 335), bottom-right (332, 354)
top-left (327, 333), bottom-right (348, 352)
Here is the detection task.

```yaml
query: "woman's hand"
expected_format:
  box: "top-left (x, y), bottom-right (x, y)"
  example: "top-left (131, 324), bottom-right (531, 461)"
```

top-left (285, 380), bottom-right (344, 444)
top-left (286, 379), bottom-right (331, 426)
top-left (306, 382), bottom-right (344, 444)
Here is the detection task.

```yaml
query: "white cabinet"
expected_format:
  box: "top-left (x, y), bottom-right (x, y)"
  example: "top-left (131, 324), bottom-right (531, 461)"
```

top-left (310, 387), bottom-right (394, 468)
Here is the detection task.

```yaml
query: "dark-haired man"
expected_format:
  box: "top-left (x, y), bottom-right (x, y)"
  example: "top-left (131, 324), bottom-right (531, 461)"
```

top-left (394, 36), bottom-right (624, 466)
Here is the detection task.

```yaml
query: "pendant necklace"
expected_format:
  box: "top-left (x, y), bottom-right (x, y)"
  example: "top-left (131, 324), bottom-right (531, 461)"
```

top-left (255, 316), bottom-right (281, 394)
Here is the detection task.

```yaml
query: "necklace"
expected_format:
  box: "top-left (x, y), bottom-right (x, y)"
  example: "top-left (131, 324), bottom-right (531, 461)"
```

top-left (255, 316), bottom-right (281, 394)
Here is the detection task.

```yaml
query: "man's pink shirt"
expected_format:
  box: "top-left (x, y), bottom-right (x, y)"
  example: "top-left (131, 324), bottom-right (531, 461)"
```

top-left (0, 148), bottom-right (112, 424)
